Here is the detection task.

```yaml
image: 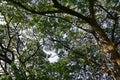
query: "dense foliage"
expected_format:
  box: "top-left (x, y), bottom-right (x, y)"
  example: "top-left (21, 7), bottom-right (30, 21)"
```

top-left (0, 0), bottom-right (120, 80)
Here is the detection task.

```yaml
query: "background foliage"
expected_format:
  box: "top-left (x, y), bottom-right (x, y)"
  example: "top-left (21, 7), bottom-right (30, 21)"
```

top-left (0, 0), bottom-right (120, 80)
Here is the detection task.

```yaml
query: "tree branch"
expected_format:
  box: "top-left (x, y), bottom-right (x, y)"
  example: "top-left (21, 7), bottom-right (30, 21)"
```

top-left (46, 15), bottom-right (93, 33)
top-left (52, 0), bottom-right (91, 23)
top-left (7, 0), bottom-right (111, 47)
top-left (52, 0), bottom-right (110, 44)
top-left (7, 0), bottom-right (64, 15)
top-left (24, 44), bottom-right (40, 63)
top-left (111, 23), bottom-right (116, 42)
top-left (115, 42), bottom-right (120, 46)
top-left (7, 0), bottom-right (109, 43)
top-left (0, 61), bottom-right (9, 75)
top-left (0, 44), bottom-right (14, 62)
top-left (50, 37), bottom-right (71, 50)
top-left (88, 0), bottom-right (95, 19)
top-left (97, 5), bottom-right (116, 19)
top-left (0, 54), bottom-right (12, 64)
top-left (111, 14), bottom-right (119, 42)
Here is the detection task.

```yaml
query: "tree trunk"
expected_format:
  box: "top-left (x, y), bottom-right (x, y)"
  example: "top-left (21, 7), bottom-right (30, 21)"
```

top-left (106, 43), bottom-right (120, 80)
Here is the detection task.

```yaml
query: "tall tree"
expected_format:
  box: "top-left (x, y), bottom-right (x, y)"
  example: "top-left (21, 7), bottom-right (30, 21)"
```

top-left (0, 0), bottom-right (120, 79)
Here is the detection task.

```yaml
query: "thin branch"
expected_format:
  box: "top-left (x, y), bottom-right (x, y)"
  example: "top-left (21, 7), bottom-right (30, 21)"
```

top-left (0, 54), bottom-right (12, 64)
top-left (97, 5), bottom-right (116, 19)
top-left (111, 14), bottom-right (118, 42)
top-left (0, 61), bottom-right (9, 75)
top-left (2, 13), bottom-right (15, 50)
top-left (0, 44), bottom-right (14, 62)
top-left (46, 15), bottom-right (94, 33)
top-left (24, 44), bottom-right (40, 63)
top-left (46, 15), bottom-right (101, 45)
top-left (115, 42), bottom-right (120, 46)
top-left (2, 13), bottom-right (14, 38)
top-left (50, 37), bottom-right (71, 50)
top-left (111, 23), bottom-right (116, 42)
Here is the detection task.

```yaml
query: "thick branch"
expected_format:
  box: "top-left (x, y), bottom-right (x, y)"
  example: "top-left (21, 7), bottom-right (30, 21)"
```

top-left (52, 0), bottom-right (110, 43)
top-left (7, 0), bottom-right (113, 52)
top-left (52, 0), bottom-right (91, 23)
top-left (88, 0), bottom-right (95, 19)
top-left (7, 0), bottom-right (63, 15)
top-left (7, 0), bottom-right (109, 43)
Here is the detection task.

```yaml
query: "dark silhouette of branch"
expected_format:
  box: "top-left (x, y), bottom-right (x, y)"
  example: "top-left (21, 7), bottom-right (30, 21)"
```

top-left (0, 54), bottom-right (12, 64)
top-left (0, 44), bottom-right (14, 62)
top-left (7, 0), bottom-right (64, 15)
top-left (115, 42), bottom-right (120, 46)
top-left (111, 23), bottom-right (116, 42)
top-left (45, 15), bottom-right (93, 33)
top-left (6, 0), bottom-right (109, 43)
top-left (0, 61), bottom-right (9, 75)
top-left (88, 0), bottom-right (95, 19)
top-left (52, 0), bottom-right (91, 23)
top-left (24, 44), bottom-right (40, 63)
top-left (52, 0), bottom-right (110, 43)
top-left (50, 37), bottom-right (71, 50)
top-left (97, 5), bottom-right (117, 19)
top-left (111, 14), bottom-right (119, 42)
top-left (7, 0), bottom-right (91, 23)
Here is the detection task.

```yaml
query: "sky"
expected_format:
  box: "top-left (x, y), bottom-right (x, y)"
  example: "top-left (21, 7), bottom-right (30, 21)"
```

top-left (43, 50), bottom-right (59, 63)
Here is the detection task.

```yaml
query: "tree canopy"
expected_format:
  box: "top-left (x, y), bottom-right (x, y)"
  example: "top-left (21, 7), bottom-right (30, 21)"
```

top-left (0, 0), bottom-right (120, 80)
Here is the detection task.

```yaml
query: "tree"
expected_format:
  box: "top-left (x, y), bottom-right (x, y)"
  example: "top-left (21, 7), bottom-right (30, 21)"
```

top-left (0, 0), bottom-right (120, 79)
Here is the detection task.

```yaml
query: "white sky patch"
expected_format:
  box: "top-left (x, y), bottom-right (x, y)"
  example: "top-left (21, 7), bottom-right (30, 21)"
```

top-left (43, 50), bottom-right (59, 63)
top-left (0, 15), bottom-right (6, 25)
top-left (0, 21), bottom-right (6, 25)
